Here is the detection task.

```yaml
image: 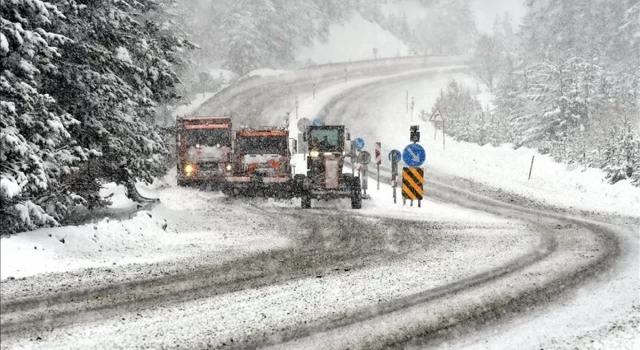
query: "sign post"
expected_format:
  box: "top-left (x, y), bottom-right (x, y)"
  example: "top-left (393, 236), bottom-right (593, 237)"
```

top-left (443, 119), bottom-right (446, 150)
top-left (410, 96), bottom-right (415, 121)
top-left (429, 108), bottom-right (445, 150)
top-left (389, 150), bottom-right (401, 204)
top-left (375, 142), bottom-right (381, 190)
top-left (358, 150), bottom-right (371, 196)
top-left (350, 141), bottom-right (356, 176)
top-left (406, 91), bottom-right (409, 114)
top-left (528, 155), bottom-right (535, 180)
top-left (353, 137), bottom-right (365, 179)
top-left (297, 118), bottom-right (311, 160)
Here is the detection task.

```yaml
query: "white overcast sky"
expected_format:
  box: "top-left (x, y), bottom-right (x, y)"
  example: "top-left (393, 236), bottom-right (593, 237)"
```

top-left (471, 0), bottom-right (527, 33)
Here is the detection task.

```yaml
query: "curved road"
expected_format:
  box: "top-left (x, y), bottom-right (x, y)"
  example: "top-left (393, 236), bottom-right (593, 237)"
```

top-left (0, 62), bottom-right (636, 349)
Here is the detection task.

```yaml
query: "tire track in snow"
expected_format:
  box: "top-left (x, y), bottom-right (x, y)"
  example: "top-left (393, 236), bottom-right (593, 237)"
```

top-left (1, 210), bottom-right (496, 338)
top-left (0, 62), bottom-right (616, 349)
top-left (251, 75), bottom-right (619, 349)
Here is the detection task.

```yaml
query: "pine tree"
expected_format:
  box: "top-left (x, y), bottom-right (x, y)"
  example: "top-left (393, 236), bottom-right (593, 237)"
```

top-left (493, 0), bottom-right (639, 185)
top-left (1, 0), bottom-right (193, 233)
top-left (432, 80), bottom-right (483, 142)
top-left (1, 0), bottom-right (89, 233)
top-left (472, 34), bottom-right (503, 89)
top-left (218, 0), bottom-right (321, 75)
top-left (43, 1), bottom-right (192, 207)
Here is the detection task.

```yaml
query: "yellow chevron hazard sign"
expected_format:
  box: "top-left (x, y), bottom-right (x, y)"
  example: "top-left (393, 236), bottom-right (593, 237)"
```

top-left (402, 167), bottom-right (424, 201)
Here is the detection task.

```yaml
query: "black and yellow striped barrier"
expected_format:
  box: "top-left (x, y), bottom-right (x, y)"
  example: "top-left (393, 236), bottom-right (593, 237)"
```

top-left (402, 167), bottom-right (424, 206)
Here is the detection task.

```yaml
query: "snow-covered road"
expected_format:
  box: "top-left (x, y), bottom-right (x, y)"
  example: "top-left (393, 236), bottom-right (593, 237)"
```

top-left (1, 59), bottom-right (637, 349)
top-left (304, 72), bottom-right (639, 349)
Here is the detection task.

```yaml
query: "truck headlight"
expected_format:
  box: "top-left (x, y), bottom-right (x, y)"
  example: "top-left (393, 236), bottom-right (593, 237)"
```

top-left (184, 163), bottom-right (195, 174)
top-left (226, 164), bottom-right (232, 171)
top-left (309, 150), bottom-right (319, 158)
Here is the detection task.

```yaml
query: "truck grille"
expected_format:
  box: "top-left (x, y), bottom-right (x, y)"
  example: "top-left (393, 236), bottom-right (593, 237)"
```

top-left (198, 162), bottom-right (219, 172)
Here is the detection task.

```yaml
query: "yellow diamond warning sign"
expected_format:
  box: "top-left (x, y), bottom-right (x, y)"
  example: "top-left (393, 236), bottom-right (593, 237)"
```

top-left (402, 167), bottom-right (424, 201)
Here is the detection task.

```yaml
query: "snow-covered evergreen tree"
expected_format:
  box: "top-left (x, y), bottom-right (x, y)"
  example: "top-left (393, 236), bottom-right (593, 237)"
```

top-left (1, 0), bottom-right (192, 233)
top-left (492, 0), bottom-right (640, 184)
top-left (44, 1), bottom-right (192, 207)
top-left (431, 80), bottom-right (483, 143)
top-left (218, 0), bottom-right (320, 75)
top-left (218, 0), bottom-right (276, 75)
top-left (472, 34), bottom-right (503, 89)
top-left (1, 0), bottom-right (89, 233)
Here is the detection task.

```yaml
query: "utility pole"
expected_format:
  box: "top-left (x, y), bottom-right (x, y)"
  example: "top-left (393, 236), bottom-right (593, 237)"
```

top-left (410, 96), bottom-right (415, 122)
top-left (406, 91), bottom-right (409, 114)
top-left (443, 119), bottom-right (446, 150)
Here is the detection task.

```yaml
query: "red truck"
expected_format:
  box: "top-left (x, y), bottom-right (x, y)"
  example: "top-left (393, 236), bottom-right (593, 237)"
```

top-left (223, 126), bottom-right (294, 197)
top-left (175, 116), bottom-right (234, 187)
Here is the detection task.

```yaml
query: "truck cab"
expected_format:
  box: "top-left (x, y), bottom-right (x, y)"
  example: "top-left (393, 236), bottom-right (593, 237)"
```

top-left (224, 126), bottom-right (293, 197)
top-left (176, 116), bottom-right (233, 187)
top-left (296, 125), bottom-right (362, 209)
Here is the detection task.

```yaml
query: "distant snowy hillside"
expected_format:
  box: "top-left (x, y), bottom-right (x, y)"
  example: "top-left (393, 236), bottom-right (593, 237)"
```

top-left (297, 12), bottom-right (409, 65)
top-left (379, 0), bottom-right (428, 26)
top-left (470, 0), bottom-right (526, 33)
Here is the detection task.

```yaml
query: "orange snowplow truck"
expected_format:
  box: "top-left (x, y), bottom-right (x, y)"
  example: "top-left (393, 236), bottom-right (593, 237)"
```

top-left (223, 126), bottom-right (294, 198)
top-left (175, 116), bottom-right (233, 187)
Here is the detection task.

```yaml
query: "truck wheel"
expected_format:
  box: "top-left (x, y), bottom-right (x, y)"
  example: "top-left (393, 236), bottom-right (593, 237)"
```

top-left (293, 174), bottom-right (306, 197)
top-left (221, 185), bottom-right (232, 197)
top-left (301, 192), bottom-right (312, 209)
top-left (342, 174), bottom-right (353, 190)
top-left (351, 176), bottom-right (362, 209)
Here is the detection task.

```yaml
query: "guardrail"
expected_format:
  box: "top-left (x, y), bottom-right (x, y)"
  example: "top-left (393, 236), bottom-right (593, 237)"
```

top-left (300, 54), bottom-right (470, 72)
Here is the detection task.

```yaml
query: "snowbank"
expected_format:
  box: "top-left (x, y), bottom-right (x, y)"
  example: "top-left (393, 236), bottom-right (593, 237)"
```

top-left (311, 72), bottom-right (640, 218)
top-left (0, 175), bottom-right (290, 280)
top-left (297, 12), bottom-right (409, 64)
top-left (208, 68), bottom-right (236, 82)
top-left (172, 91), bottom-right (220, 117)
top-left (245, 68), bottom-right (290, 78)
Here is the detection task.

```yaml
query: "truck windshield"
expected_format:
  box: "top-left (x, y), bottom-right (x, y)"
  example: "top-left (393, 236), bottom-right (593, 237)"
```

top-left (309, 129), bottom-right (341, 152)
top-left (238, 136), bottom-right (288, 155)
top-left (185, 129), bottom-right (231, 147)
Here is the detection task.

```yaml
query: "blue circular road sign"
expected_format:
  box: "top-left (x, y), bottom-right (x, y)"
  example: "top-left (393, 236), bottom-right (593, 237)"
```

top-left (354, 137), bottom-right (365, 151)
top-left (388, 149), bottom-right (401, 162)
top-left (402, 144), bottom-right (426, 167)
top-left (312, 118), bottom-right (324, 126)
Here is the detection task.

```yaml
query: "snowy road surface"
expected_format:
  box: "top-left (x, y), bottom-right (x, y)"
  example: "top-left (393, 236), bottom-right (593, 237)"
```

top-left (1, 60), bottom-right (638, 349)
